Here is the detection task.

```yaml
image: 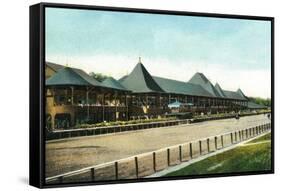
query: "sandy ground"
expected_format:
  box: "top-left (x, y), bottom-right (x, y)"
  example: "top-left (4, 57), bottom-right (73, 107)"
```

top-left (46, 114), bottom-right (270, 177)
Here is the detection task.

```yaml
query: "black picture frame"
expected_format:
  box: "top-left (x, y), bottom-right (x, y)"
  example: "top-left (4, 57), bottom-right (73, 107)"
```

top-left (29, 2), bottom-right (275, 189)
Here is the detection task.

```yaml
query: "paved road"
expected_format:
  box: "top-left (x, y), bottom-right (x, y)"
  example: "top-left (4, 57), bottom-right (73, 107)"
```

top-left (46, 114), bottom-right (271, 177)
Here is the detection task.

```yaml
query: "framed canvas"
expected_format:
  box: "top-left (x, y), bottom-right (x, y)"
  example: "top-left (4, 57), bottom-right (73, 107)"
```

top-left (29, 2), bottom-right (274, 188)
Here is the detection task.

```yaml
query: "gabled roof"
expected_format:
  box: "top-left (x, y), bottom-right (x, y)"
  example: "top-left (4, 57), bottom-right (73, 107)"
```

top-left (102, 77), bottom-right (129, 91)
top-left (118, 75), bottom-right (128, 83)
top-left (46, 62), bottom-right (65, 72)
top-left (153, 76), bottom-right (214, 97)
top-left (247, 101), bottom-right (267, 109)
top-left (46, 67), bottom-right (103, 87)
top-left (71, 68), bottom-right (103, 86)
top-left (215, 83), bottom-right (227, 97)
top-left (120, 62), bottom-right (164, 93)
top-left (223, 90), bottom-right (247, 101)
top-left (189, 73), bottom-right (221, 97)
top-left (237, 88), bottom-right (248, 100)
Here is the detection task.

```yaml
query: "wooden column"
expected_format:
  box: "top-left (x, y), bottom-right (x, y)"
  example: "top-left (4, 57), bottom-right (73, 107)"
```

top-left (126, 94), bottom-right (129, 121)
top-left (51, 88), bottom-right (55, 106)
top-left (70, 86), bottom-right (74, 105)
top-left (168, 94), bottom-right (171, 103)
top-left (102, 93), bottom-right (105, 121)
top-left (158, 94), bottom-right (161, 107)
top-left (115, 92), bottom-right (117, 121)
top-left (86, 87), bottom-right (89, 120)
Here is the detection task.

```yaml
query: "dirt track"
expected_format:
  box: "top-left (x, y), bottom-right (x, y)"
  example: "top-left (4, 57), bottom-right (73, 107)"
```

top-left (46, 114), bottom-right (270, 177)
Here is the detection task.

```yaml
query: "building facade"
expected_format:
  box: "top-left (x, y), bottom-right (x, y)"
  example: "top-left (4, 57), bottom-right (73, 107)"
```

top-left (45, 59), bottom-right (257, 130)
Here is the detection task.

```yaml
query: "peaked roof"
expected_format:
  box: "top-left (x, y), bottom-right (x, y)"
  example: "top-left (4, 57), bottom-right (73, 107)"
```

top-left (120, 62), bottom-right (164, 93)
top-left (102, 77), bottom-right (129, 91)
top-left (46, 67), bottom-right (103, 87)
top-left (223, 90), bottom-right (247, 100)
top-left (118, 75), bottom-right (128, 83)
top-left (237, 88), bottom-right (248, 99)
top-left (46, 62), bottom-right (65, 72)
top-left (153, 76), bottom-right (214, 97)
top-left (214, 83), bottom-right (227, 97)
top-left (189, 73), bottom-right (221, 97)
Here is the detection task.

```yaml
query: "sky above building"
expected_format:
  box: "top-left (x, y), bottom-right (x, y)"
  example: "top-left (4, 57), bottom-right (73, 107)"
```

top-left (46, 7), bottom-right (271, 99)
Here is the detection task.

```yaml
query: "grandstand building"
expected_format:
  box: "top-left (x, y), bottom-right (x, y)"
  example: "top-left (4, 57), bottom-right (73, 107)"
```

top-left (45, 59), bottom-right (266, 130)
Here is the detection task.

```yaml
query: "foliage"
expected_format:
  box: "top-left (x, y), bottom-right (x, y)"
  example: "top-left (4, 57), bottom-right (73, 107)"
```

top-left (75, 117), bottom-right (177, 129)
top-left (89, 72), bottom-right (109, 82)
top-left (248, 97), bottom-right (271, 107)
top-left (193, 110), bottom-right (270, 121)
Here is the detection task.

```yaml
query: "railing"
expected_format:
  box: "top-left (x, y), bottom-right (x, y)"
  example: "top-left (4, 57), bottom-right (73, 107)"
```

top-left (46, 119), bottom-right (187, 140)
top-left (48, 105), bottom-right (128, 112)
top-left (47, 112), bottom-right (270, 140)
top-left (46, 122), bottom-right (271, 184)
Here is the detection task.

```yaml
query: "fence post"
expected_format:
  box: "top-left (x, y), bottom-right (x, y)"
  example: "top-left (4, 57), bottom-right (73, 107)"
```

top-left (235, 132), bottom-right (237, 142)
top-left (207, 138), bottom-right (210, 153)
top-left (115, 161), bottom-right (118, 180)
top-left (153, 152), bottom-right (156, 172)
top-left (199, 140), bottom-right (202, 155)
top-left (179, 145), bottom-right (182, 162)
top-left (231, 133), bottom-right (233, 144)
top-left (167, 148), bottom-right (170, 166)
top-left (215, 137), bottom-right (218, 150)
top-left (221, 135), bottom-right (224, 148)
top-left (135, 157), bottom-right (139, 178)
top-left (246, 129), bottom-right (248, 139)
top-left (58, 176), bottom-right (63, 184)
top-left (267, 123), bottom-right (270, 130)
top-left (239, 131), bottom-right (241, 141)
top-left (255, 126), bottom-right (257, 135)
top-left (91, 168), bottom-right (95, 181)
top-left (249, 128), bottom-right (252, 137)
top-left (189, 143), bottom-right (193, 158)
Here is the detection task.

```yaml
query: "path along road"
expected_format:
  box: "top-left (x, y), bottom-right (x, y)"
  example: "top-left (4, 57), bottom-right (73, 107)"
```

top-left (46, 114), bottom-right (271, 177)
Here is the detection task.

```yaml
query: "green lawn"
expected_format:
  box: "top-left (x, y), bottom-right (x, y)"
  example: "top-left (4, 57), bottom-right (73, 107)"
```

top-left (247, 133), bottom-right (271, 144)
top-left (165, 133), bottom-right (272, 177)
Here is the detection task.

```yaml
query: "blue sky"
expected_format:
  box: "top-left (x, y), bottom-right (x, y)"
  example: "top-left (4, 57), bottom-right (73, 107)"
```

top-left (46, 7), bottom-right (271, 98)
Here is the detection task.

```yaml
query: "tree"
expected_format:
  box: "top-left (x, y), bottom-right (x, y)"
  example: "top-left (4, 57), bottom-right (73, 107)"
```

top-left (248, 97), bottom-right (271, 107)
top-left (89, 72), bottom-right (109, 82)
